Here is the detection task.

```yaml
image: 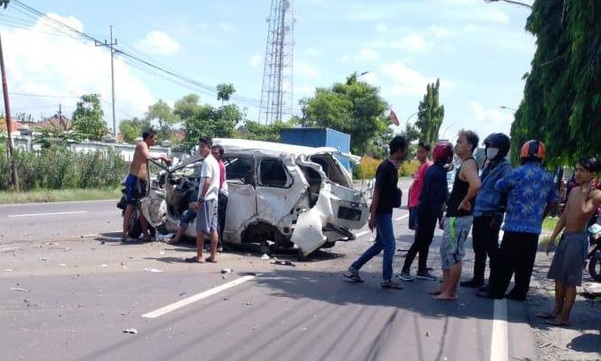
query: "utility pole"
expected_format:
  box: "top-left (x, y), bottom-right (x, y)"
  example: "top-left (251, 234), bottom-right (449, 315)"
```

top-left (95, 25), bottom-right (117, 138)
top-left (0, 31), bottom-right (19, 191)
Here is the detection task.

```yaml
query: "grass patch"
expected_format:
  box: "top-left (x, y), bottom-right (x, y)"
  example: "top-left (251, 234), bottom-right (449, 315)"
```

top-left (0, 188), bottom-right (121, 204)
top-left (542, 217), bottom-right (559, 233)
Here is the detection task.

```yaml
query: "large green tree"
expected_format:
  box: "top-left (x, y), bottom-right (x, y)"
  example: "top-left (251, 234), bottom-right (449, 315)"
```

top-left (414, 79), bottom-right (444, 146)
top-left (243, 118), bottom-right (297, 142)
top-left (119, 117), bottom-right (150, 144)
top-left (71, 94), bottom-right (108, 141)
top-left (146, 99), bottom-right (178, 141)
top-left (512, 0), bottom-right (601, 166)
top-left (297, 72), bottom-right (390, 156)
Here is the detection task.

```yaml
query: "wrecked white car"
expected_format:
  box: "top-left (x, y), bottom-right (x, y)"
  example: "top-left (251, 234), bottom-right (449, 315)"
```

top-left (140, 138), bottom-right (369, 256)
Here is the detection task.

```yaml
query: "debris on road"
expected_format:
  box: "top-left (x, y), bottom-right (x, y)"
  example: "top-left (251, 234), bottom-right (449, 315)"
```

top-left (260, 253), bottom-right (270, 260)
top-left (245, 301), bottom-right (253, 305)
top-left (221, 268), bottom-right (233, 274)
top-left (10, 287), bottom-right (29, 293)
top-left (270, 260), bottom-right (296, 267)
top-left (123, 328), bottom-right (138, 334)
top-left (4, 269), bottom-right (14, 272)
top-left (144, 268), bottom-right (163, 273)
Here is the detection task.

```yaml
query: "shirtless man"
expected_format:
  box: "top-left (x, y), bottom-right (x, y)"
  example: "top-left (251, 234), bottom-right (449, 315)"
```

top-left (542, 156), bottom-right (601, 326)
top-left (433, 130), bottom-right (481, 300)
top-left (122, 128), bottom-right (171, 242)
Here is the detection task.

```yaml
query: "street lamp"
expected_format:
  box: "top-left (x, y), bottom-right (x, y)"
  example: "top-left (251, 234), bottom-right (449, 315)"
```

top-left (484, 0), bottom-right (532, 9)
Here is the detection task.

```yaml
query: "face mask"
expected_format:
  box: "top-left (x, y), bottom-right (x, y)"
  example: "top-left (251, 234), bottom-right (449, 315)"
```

top-left (486, 148), bottom-right (499, 159)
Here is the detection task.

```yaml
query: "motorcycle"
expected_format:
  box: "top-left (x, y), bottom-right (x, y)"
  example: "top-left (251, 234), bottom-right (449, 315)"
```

top-left (116, 179), bottom-right (156, 239)
top-left (586, 215), bottom-right (601, 282)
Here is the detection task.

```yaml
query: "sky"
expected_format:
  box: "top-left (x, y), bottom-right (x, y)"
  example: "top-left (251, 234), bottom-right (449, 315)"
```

top-left (0, 0), bottom-right (536, 142)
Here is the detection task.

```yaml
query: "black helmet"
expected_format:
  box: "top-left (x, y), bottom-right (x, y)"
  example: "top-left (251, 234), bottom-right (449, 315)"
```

top-left (483, 133), bottom-right (510, 160)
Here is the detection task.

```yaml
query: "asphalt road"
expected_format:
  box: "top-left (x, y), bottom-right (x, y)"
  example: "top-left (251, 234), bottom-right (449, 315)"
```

top-left (0, 186), bottom-right (599, 361)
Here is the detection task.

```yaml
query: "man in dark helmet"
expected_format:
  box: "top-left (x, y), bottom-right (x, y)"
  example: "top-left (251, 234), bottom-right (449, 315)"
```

top-left (478, 140), bottom-right (559, 301)
top-left (399, 141), bottom-right (453, 282)
top-left (461, 133), bottom-right (512, 289)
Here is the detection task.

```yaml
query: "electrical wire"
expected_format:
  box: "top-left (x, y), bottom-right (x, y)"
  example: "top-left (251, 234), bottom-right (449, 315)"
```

top-left (9, 0), bottom-right (262, 109)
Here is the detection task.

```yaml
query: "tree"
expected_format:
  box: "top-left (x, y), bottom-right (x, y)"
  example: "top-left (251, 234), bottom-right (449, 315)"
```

top-left (243, 118), bottom-right (297, 142)
top-left (511, 0), bottom-right (601, 166)
top-left (146, 99), bottom-right (177, 141)
top-left (71, 94), bottom-right (108, 141)
top-left (181, 103), bottom-right (245, 151)
top-left (174, 94), bottom-right (202, 121)
top-left (216, 83), bottom-right (236, 105)
top-left (414, 79), bottom-right (444, 146)
top-left (119, 117), bottom-right (150, 144)
top-left (298, 72), bottom-right (390, 156)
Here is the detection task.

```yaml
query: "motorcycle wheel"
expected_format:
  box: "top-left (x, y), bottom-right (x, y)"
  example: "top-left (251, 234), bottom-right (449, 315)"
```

top-left (588, 256), bottom-right (601, 282)
top-left (128, 209), bottom-right (143, 239)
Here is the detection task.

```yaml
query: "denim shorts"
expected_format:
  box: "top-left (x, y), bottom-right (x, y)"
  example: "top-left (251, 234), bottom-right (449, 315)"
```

top-left (440, 216), bottom-right (473, 271)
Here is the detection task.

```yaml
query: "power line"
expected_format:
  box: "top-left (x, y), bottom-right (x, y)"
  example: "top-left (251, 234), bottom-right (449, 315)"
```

top-left (9, 0), bottom-right (262, 109)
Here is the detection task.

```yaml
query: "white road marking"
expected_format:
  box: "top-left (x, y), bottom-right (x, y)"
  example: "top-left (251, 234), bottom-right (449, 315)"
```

top-left (142, 274), bottom-right (256, 319)
top-left (355, 231), bottom-right (370, 238)
top-left (490, 299), bottom-right (508, 361)
top-left (7, 211), bottom-right (87, 218)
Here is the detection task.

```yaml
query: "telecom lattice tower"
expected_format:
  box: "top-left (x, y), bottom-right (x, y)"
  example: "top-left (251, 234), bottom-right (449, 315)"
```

top-left (259, 0), bottom-right (294, 124)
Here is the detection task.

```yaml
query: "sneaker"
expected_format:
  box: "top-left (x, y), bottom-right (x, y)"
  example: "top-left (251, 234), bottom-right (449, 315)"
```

top-left (398, 271), bottom-right (415, 282)
top-left (416, 271), bottom-right (437, 281)
top-left (346, 266), bottom-right (360, 278)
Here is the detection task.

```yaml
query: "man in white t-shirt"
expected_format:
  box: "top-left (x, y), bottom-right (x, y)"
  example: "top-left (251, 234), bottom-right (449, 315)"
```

top-left (185, 136), bottom-right (221, 263)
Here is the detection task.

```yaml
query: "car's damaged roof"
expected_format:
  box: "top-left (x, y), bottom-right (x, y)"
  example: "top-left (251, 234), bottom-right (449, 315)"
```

top-left (214, 138), bottom-right (360, 163)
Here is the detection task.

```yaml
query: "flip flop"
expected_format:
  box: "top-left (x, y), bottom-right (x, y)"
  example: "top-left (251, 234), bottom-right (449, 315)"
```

top-left (429, 290), bottom-right (442, 295)
top-left (343, 272), bottom-right (364, 283)
top-left (185, 257), bottom-right (204, 263)
top-left (381, 280), bottom-right (403, 290)
top-left (205, 257), bottom-right (218, 263)
top-left (545, 319), bottom-right (570, 327)
top-left (433, 294), bottom-right (457, 301)
top-left (536, 312), bottom-right (557, 320)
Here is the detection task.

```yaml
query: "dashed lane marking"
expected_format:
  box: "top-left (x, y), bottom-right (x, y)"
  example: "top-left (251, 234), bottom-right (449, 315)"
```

top-left (490, 299), bottom-right (508, 361)
top-left (395, 214), bottom-right (409, 221)
top-left (142, 274), bottom-right (257, 319)
top-left (7, 211), bottom-right (87, 218)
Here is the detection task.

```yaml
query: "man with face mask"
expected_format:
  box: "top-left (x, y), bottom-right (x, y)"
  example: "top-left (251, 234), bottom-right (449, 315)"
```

top-left (461, 133), bottom-right (512, 289)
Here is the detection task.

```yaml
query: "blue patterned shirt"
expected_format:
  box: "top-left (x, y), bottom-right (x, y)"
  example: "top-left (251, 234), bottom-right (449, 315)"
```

top-left (495, 162), bottom-right (558, 234)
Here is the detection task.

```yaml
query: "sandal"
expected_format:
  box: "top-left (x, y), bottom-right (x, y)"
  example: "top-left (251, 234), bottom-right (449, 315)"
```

top-left (184, 257), bottom-right (204, 263)
top-left (381, 280), bottom-right (403, 290)
top-left (545, 319), bottom-right (570, 327)
top-left (343, 272), bottom-right (364, 283)
top-left (536, 312), bottom-right (556, 320)
top-left (205, 257), bottom-right (218, 263)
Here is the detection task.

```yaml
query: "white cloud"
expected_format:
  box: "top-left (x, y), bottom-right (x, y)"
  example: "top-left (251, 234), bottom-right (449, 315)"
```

top-left (218, 22), bottom-right (236, 33)
top-left (375, 23), bottom-right (388, 34)
top-left (304, 48), bottom-right (321, 57)
top-left (248, 54), bottom-right (262, 68)
top-left (380, 62), bottom-right (434, 96)
top-left (359, 48), bottom-right (379, 61)
top-left (295, 59), bottom-right (319, 79)
top-left (4, 13), bottom-right (154, 127)
top-left (468, 101), bottom-right (513, 136)
top-left (391, 34), bottom-right (428, 54)
top-left (429, 25), bottom-right (453, 39)
top-left (135, 30), bottom-right (180, 56)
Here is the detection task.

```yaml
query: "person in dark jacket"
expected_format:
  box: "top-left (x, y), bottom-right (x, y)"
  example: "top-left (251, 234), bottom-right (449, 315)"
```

top-left (461, 133), bottom-right (512, 289)
top-left (399, 141), bottom-right (453, 282)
